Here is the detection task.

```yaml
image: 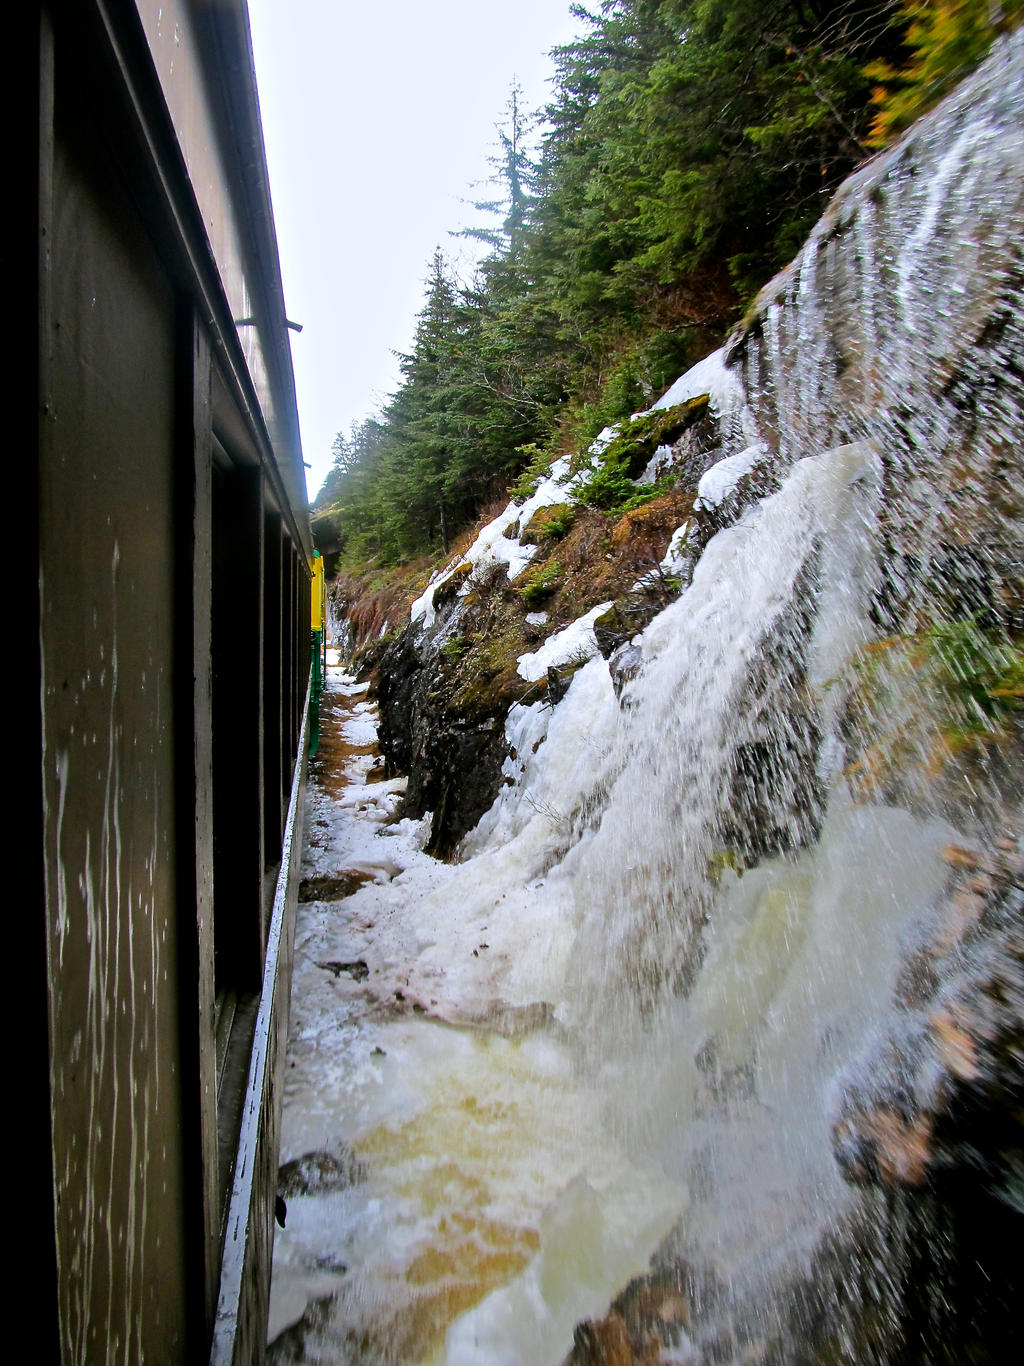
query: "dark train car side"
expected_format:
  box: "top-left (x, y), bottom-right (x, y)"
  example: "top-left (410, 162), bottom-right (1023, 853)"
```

top-left (15, 2), bottom-right (312, 1360)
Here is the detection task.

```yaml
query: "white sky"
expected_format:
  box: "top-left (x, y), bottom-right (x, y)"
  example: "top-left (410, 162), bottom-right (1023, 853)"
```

top-left (247, 0), bottom-right (588, 503)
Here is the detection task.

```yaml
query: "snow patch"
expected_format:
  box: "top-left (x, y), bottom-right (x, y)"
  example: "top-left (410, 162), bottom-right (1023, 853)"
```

top-left (411, 457), bottom-right (582, 628)
top-left (694, 445), bottom-right (766, 511)
top-left (653, 346), bottom-right (743, 414)
top-left (636, 444), bottom-right (674, 485)
top-left (588, 426), bottom-right (618, 457)
top-left (517, 602), bottom-right (612, 683)
top-left (661, 522), bottom-right (690, 573)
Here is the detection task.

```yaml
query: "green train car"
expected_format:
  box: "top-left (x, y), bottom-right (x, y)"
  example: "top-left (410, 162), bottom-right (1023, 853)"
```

top-left (14, 2), bottom-right (313, 1360)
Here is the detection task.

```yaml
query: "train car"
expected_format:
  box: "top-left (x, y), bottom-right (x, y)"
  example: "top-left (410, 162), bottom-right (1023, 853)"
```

top-left (309, 549), bottom-right (328, 757)
top-left (14, 2), bottom-right (313, 1360)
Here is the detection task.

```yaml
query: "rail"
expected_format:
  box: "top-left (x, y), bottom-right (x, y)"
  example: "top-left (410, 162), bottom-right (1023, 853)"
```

top-left (210, 684), bottom-right (309, 1365)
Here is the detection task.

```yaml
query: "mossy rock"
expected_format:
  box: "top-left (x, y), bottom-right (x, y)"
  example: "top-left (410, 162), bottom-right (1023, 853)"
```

top-left (543, 653), bottom-right (594, 705)
top-left (593, 594), bottom-right (662, 659)
top-left (449, 622), bottom-right (532, 714)
top-left (451, 665), bottom-right (530, 715)
top-left (598, 396), bottom-right (711, 480)
top-left (518, 560), bottom-right (564, 605)
top-left (521, 504), bottom-right (576, 544)
top-left (432, 561), bottom-right (473, 610)
top-left (594, 574), bottom-right (687, 662)
top-left (450, 656), bottom-right (531, 715)
top-left (593, 603), bottom-right (630, 659)
top-left (440, 634), bottom-right (469, 661)
top-left (610, 492), bottom-right (693, 551)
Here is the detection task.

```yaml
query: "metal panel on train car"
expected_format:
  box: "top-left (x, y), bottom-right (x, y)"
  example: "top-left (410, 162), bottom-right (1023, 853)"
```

top-left (39, 90), bottom-right (191, 1362)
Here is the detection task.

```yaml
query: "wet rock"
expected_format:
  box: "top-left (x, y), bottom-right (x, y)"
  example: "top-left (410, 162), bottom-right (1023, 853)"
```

top-left (371, 487), bottom-right (696, 857)
top-left (593, 570), bottom-right (686, 673)
top-left (593, 603), bottom-right (630, 659)
top-left (593, 598), bottom-right (662, 662)
top-left (277, 1146), bottom-right (367, 1197)
top-left (430, 560), bottom-right (474, 609)
top-left (374, 627), bottom-right (428, 780)
top-left (608, 641), bottom-right (644, 699)
top-left (721, 713), bottom-right (825, 867)
top-left (569, 1315), bottom-right (637, 1366)
top-left (316, 959), bottom-right (370, 982)
top-left (564, 1269), bottom-right (690, 1366)
top-left (718, 567), bottom-right (826, 869)
top-left (687, 443), bottom-right (782, 556)
top-left (375, 621), bottom-right (527, 858)
top-left (298, 871), bottom-right (372, 902)
top-left (658, 397), bottom-right (721, 491)
top-left (546, 664), bottom-right (570, 706)
top-left (833, 830), bottom-right (1024, 1196)
top-left (833, 1105), bottom-right (935, 1188)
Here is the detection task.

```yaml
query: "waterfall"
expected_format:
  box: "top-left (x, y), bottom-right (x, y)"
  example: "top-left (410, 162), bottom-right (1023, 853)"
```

top-left (273, 33), bottom-right (1023, 1365)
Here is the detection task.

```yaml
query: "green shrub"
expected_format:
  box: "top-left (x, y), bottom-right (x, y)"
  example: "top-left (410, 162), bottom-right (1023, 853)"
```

top-left (519, 561), bottom-right (564, 605)
top-left (521, 504), bottom-right (577, 543)
top-left (571, 399), bottom-right (701, 513)
top-left (844, 616), bottom-right (1024, 793)
top-left (540, 505), bottom-right (576, 540)
top-left (574, 459), bottom-right (637, 512)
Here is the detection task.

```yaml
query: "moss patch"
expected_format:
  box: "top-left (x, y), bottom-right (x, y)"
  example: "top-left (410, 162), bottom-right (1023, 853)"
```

top-left (571, 396), bottom-right (712, 512)
top-left (518, 560), bottom-right (565, 605)
top-left (520, 504), bottom-right (576, 544)
top-left (599, 396), bottom-right (711, 478)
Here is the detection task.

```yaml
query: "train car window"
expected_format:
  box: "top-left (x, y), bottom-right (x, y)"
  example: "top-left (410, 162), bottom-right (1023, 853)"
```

top-left (210, 455), bottom-right (264, 1213)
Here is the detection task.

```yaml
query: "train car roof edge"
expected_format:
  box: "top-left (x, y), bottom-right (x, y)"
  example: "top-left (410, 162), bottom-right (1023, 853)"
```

top-left (189, 0), bottom-right (313, 562)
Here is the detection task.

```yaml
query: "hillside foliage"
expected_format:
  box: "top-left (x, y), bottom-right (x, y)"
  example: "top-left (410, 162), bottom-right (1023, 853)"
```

top-left (866, 0), bottom-right (1024, 143)
top-left (316, 0), bottom-right (1018, 568)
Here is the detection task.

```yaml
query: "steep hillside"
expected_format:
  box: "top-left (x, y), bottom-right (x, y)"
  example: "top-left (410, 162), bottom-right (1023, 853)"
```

top-left (317, 29), bottom-right (1024, 1363)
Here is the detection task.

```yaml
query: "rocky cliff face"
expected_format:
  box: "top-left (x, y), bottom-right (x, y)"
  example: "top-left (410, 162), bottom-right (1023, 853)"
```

top-left (335, 32), bottom-right (1024, 1363)
top-left (372, 486), bottom-right (695, 856)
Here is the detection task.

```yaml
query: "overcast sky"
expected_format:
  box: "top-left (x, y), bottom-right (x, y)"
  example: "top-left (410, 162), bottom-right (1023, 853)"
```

top-left (247, 0), bottom-right (587, 501)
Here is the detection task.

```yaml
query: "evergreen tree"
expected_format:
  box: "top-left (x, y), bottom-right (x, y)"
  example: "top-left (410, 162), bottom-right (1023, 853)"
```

top-left (381, 248), bottom-right (465, 554)
top-left (454, 83), bottom-right (539, 260)
top-left (321, 1), bottom-right (1003, 569)
top-left (865, 0), bottom-right (1024, 144)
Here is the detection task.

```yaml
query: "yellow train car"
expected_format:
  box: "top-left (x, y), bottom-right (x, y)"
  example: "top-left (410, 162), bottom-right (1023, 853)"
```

top-left (310, 549), bottom-right (328, 755)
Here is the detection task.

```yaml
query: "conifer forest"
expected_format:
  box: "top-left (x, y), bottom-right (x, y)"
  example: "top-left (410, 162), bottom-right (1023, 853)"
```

top-left (315, 0), bottom-right (1023, 566)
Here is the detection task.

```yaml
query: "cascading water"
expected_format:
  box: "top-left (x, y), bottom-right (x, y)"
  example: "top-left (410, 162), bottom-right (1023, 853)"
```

top-left (554, 445), bottom-right (974, 1357)
top-left (271, 34), bottom-right (1023, 1366)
